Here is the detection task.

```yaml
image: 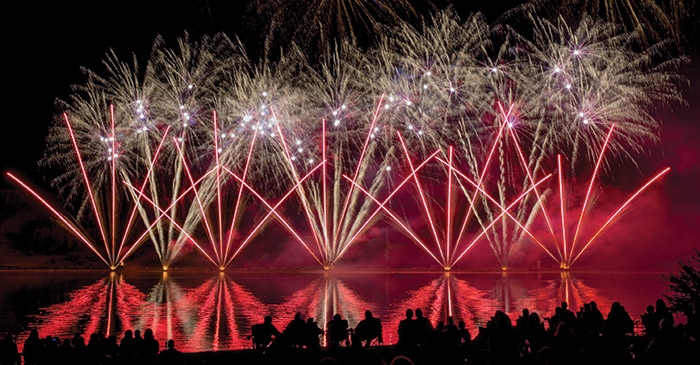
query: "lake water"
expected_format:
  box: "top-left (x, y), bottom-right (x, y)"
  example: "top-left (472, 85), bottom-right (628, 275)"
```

top-left (0, 269), bottom-right (675, 353)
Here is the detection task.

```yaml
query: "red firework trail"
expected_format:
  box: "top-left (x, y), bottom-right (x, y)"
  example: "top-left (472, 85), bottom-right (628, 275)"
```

top-left (530, 124), bottom-right (671, 269)
top-left (345, 140), bottom-right (553, 270)
top-left (128, 110), bottom-right (326, 270)
top-left (7, 109), bottom-right (172, 270)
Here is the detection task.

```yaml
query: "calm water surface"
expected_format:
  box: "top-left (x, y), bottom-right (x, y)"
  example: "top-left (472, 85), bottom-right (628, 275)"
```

top-left (0, 270), bottom-right (673, 353)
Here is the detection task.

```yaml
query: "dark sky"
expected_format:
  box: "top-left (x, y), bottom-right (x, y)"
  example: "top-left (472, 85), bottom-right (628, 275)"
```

top-left (2, 1), bottom-right (698, 270)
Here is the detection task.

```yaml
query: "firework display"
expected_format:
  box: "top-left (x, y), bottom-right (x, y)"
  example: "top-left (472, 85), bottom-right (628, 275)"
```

top-left (7, 6), bottom-right (687, 271)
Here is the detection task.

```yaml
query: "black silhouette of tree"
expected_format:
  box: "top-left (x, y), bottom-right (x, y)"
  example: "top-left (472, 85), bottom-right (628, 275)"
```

top-left (664, 249), bottom-right (700, 317)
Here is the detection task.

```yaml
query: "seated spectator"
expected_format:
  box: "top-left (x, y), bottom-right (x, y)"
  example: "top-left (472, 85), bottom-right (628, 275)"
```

top-left (303, 317), bottom-right (324, 350)
top-left (158, 339), bottom-right (186, 365)
top-left (353, 310), bottom-right (383, 348)
top-left (327, 313), bottom-right (350, 348)
top-left (251, 315), bottom-right (281, 351)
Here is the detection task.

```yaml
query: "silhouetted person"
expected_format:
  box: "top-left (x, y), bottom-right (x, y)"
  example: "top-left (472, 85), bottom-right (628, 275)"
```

top-left (43, 336), bottom-right (60, 365)
top-left (486, 310), bottom-right (519, 365)
top-left (104, 334), bottom-right (120, 363)
top-left (252, 315), bottom-right (281, 351)
top-left (444, 316), bottom-right (461, 348)
top-left (138, 328), bottom-right (159, 365)
top-left (22, 329), bottom-right (42, 365)
top-left (641, 304), bottom-right (660, 339)
top-left (560, 301), bottom-right (577, 328)
top-left (645, 318), bottom-right (691, 365)
top-left (71, 333), bottom-right (88, 365)
top-left (353, 310), bottom-right (383, 348)
top-left (421, 320), bottom-right (447, 365)
top-left (601, 301), bottom-right (634, 362)
top-left (56, 337), bottom-right (75, 365)
top-left (516, 308), bottom-right (530, 332)
top-left (119, 330), bottom-right (137, 364)
top-left (456, 320), bottom-right (472, 363)
top-left (414, 308), bottom-right (433, 346)
top-left (0, 332), bottom-right (19, 365)
top-left (523, 311), bottom-right (548, 357)
top-left (133, 330), bottom-right (144, 360)
top-left (86, 332), bottom-right (107, 365)
top-left (457, 320), bottom-right (471, 345)
top-left (588, 301), bottom-right (604, 336)
top-left (303, 317), bottom-right (324, 350)
top-left (157, 339), bottom-right (185, 365)
top-left (283, 312), bottom-right (307, 348)
top-left (397, 308), bottom-right (416, 352)
top-left (654, 298), bottom-right (674, 327)
top-left (327, 313), bottom-right (349, 349)
top-left (469, 326), bottom-right (489, 365)
top-left (546, 321), bottom-right (579, 365)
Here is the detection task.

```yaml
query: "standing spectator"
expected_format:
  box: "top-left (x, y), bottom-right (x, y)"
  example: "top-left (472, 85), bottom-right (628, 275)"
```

top-left (645, 318), bottom-right (690, 365)
top-left (22, 329), bottom-right (43, 365)
top-left (0, 332), bottom-right (19, 365)
top-left (119, 330), bottom-right (137, 364)
top-left (138, 329), bottom-right (159, 365)
top-left (589, 301), bottom-right (605, 336)
top-left (414, 308), bottom-right (433, 347)
top-left (396, 308), bottom-right (416, 352)
top-left (601, 301), bottom-right (635, 362)
top-left (641, 304), bottom-right (660, 338)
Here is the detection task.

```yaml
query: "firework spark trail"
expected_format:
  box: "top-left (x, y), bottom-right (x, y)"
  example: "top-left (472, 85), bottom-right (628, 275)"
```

top-left (18, 9), bottom-right (687, 271)
top-left (568, 124), bottom-right (616, 260)
top-left (345, 148), bottom-right (553, 269)
top-left (142, 124), bottom-right (325, 269)
top-left (8, 111), bottom-right (174, 270)
top-left (525, 123), bottom-right (671, 268)
top-left (436, 158), bottom-right (560, 266)
top-left (339, 149), bottom-right (443, 263)
top-left (6, 172), bottom-right (106, 265)
top-left (569, 166), bottom-right (671, 267)
top-left (223, 162), bottom-right (326, 266)
top-left (268, 96), bottom-right (396, 268)
top-left (498, 103), bottom-right (561, 259)
top-left (527, 0), bottom-right (693, 45)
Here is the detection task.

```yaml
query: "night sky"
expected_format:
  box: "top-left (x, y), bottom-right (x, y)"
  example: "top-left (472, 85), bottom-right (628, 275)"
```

top-left (2, 1), bottom-right (698, 271)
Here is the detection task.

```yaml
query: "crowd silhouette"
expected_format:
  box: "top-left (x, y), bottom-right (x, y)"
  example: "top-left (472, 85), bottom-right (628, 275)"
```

top-left (0, 298), bottom-right (697, 365)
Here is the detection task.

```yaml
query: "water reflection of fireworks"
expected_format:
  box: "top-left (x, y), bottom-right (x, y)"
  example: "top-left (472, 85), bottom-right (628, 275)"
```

top-left (17, 273), bottom-right (147, 345)
top-left (387, 274), bottom-right (499, 339)
top-left (506, 271), bottom-right (613, 330)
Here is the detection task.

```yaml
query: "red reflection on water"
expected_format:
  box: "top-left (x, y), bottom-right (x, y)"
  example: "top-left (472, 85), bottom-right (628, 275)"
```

top-left (17, 272), bottom-right (146, 345)
top-left (387, 273), bottom-right (499, 341)
top-left (13, 272), bottom-right (661, 352)
top-left (510, 272), bottom-right (613, 331)
top-left (170, 274), bottom-right (270, 352)
top-left (267, 273), bottom-right (376, 347)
